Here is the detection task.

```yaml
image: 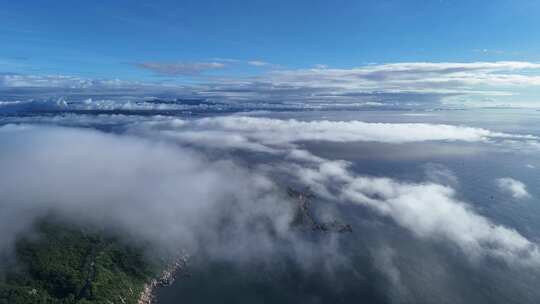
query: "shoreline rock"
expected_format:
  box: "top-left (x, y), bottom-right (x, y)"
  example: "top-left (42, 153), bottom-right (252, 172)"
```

top-left (138, 253), bottom-right (190, 304)
top-left (287, 187), bottom-right (352, 233)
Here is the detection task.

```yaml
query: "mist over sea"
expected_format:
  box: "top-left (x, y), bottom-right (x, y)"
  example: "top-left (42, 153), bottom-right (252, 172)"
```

top-left (156, 109), bottom-right (540, 304)
top-left (2, 107), bottom-right (540, 303)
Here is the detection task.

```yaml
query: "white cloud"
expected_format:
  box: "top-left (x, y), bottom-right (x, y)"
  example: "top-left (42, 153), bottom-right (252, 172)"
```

top-left (295, 160), bottom-right (540, 266)
top-left (0, 73), bottom-right (111, 88)
top-left (127, 115), bottom-right (540, 266)
top-left (267, 61), bottom-right (540, 89)
top-left (496, 177), bottom-right (531, 199)
top-left (132, 116), bottom-right (537, 153)
top-left (0, 124), bottom-right (300, 263)
top-left (210, 58), bottom-right (242, 63)
top-left (248, 60), bottom-right (270, 67)
top-left (2, 114), bottom-right (540, 268)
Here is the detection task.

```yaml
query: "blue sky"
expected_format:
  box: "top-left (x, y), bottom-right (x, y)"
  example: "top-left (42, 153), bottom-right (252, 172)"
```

top-left (1, 0), bottom-right (540, 106)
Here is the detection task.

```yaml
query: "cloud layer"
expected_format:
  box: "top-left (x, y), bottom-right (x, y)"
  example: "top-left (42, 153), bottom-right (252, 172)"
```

top-left (0, 124), bottom-right (299, 264)
top-left (295, 160), bottom-right (540, 266)
top-left (132, 116), bottom-right (536, 153)
top-left (105, 115), bottom-right (540, 266)
top-left (1, 112), bottom-right (539, 304)
top-left (2, 61), bottom-right (540, 106)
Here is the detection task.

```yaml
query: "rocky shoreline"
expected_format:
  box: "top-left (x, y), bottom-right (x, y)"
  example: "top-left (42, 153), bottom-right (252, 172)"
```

top-left (138, 253), bottom-right (190, 304)
top-left (138, 187), bottom-right (349, 304)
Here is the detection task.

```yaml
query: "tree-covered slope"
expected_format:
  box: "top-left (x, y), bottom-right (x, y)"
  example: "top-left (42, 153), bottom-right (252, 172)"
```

top-left (0, 220), bottom-right (155, 304)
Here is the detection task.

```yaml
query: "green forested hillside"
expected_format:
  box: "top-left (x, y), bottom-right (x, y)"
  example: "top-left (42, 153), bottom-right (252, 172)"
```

top-left (0, 220), bottom-right (155, 304)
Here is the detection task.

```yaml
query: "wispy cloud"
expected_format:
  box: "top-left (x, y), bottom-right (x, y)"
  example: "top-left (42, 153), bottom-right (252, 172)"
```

top-left (135, 61), bottom-right (226, 76)
top-left (247, 60), bottom-right (270, 67)
top-left (209, 58), bottom-right (242, 63)
top-left (265, 61), bottom-right (540, 91)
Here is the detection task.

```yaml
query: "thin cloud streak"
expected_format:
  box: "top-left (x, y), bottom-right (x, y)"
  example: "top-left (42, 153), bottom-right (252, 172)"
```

top-left (135, 61), bottom-right (226, 76)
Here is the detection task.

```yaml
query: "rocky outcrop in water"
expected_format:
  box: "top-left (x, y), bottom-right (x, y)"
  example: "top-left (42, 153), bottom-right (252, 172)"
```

top-left (287, 187), bottom-right (352, 233)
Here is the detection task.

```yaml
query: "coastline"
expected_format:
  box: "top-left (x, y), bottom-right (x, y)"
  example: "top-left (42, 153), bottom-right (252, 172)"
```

top-left (138, 253), bottom-right (190, 304)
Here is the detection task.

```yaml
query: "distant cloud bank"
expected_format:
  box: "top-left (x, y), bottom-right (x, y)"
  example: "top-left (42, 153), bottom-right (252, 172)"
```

top-left (2, 61), bottom-right (540, 107)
